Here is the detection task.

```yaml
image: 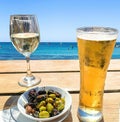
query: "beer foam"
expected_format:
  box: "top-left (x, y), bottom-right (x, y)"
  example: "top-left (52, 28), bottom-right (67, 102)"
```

top-left (77, 33), bottom-right (118, 41)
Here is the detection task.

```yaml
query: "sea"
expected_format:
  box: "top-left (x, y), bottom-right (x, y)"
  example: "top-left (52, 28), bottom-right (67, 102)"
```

top-left (0, 42), bottom-right (120, 60)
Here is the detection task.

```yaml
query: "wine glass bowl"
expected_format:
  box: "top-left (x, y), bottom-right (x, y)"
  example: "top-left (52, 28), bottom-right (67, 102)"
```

top-left (10, 15), bottom-right (41, 87)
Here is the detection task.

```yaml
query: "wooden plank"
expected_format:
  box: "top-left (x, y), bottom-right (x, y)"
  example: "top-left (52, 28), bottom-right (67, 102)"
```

top-left (0, 93), bottom-right (119, 122)
top-left (0, 60), bottom-right (79, 73)
top-left (109, 59), bottom-right (120, 70)
top-left (0, 59), bottom-right (120, 73)
top-left (0, 73), bottom-right (80, 93)
top-left (103, 93), bottom-right (120, 122)
top-left (0, 72), bottom-right (120, 93)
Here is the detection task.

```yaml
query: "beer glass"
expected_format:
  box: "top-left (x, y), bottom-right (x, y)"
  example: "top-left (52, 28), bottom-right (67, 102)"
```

top-left (77, 27), bottom-right (118, 121)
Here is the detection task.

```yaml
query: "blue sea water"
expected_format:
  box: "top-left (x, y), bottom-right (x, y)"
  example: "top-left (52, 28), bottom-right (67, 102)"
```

top-left (0, 42), bottom-right (120, 60)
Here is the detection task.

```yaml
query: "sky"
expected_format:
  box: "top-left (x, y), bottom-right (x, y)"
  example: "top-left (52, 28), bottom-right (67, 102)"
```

top-left (0, 0), bottom-right (120, 42)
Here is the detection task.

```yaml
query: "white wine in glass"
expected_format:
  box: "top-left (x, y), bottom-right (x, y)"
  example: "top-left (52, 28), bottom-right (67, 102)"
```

top-left (10, 15), bottom-right (41, 87)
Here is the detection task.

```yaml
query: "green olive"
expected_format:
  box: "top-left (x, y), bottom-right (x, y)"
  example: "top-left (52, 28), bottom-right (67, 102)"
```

top-left (46, 97), bottom-right (54, 103)
top-left (36, 101), bottom-right (46, 108)
top-left (61, 98), bottom-right (65, 104)
top-left (54, 98), bottom-right (65, 107)
top-left (49, 94), bottom-right (56, 99)
top-left (57, 103), bottom-right (65, 111)
top-left (39, 106), bottom-right (46, 112)
top-left (39, 111), bottom-right (50, 118)
top-left (46, 103), bottom-right (54, 113)
top-left (54, 100), bottom-right (61, 107)
top-left (55, 97), bottom-right (60, 101)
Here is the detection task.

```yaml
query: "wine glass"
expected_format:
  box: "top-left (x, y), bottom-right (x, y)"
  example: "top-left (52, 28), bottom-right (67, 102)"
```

top-left (10, 15), bottom-right (41, 87)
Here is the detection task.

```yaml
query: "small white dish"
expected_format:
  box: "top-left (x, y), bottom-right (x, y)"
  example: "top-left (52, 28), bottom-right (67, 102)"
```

top-left (17, 86), bottom-right (72, 122)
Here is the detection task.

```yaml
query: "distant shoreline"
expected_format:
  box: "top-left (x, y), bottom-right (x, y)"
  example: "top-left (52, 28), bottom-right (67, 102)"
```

top-left (0, 42), bottom-right (120, 60)
top-left (0, 41), bottom-right (120, 47)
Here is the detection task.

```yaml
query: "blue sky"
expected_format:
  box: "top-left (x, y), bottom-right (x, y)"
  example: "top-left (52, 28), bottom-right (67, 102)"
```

top-left (0, 0), bottom-right (120, 42)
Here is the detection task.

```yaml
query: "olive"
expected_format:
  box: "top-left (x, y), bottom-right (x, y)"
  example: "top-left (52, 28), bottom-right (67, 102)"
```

top-left (38, 90), bottom-right (46, 95)
top-left (54, 100), bottom-right (61, 107)
top-left (49, 94), bottom-right (56, 99)
top-left (61, 98), bottom-right (65, 104)
top-left (28, 89), bottom-right (37, 102)
top-left (28, 96), bottom-right (35, 103)
top-left (30, 103), bottom-right (36, 108)
top-left (48, 90), bottom-right (61, 98)
top-left (29, 89), bottom-right (36, 94)
top-left (24, 103), bottom-right (36, 110)
top-left (46, 97), bottom-right (54, 103)
top-left (28, 89), bottom-right (37, 98)
top-left (25, 105), bottom-right (35, 114)
top-left (36, 94), bottom-right (47, 102)
top-left (51, 108), bottom-right (60, 116)
top-left (48, 90), bottom-right (54, 95)
top-left (36, 101), bottom-right (46, 108)
top-left (39, 111), bottom-right (50, 118)
top-left (54, 91), bottom-right (61, 98)
top-left (46, 103), bottom-right (54, 114)
top-left (39, 106), bottom-right (46, 112)
top-left (57, 103), bottom-right (65, 111)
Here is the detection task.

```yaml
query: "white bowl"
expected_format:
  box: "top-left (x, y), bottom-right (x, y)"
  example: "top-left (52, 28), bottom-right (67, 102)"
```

top-left (17, 86), bottom-right (72, 122)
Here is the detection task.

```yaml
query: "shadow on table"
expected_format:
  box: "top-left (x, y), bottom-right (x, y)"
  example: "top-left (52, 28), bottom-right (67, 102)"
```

top-left (3, 96), bottom-right (19, 110)
top-left (63, 112), bottom-right (73, 122)
top-left (64, 112), bottom-right (104, 122)
top-left (100, 118), bottom-right (104, 122)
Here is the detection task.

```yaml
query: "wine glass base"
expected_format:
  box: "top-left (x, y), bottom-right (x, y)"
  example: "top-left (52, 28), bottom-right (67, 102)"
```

top-left (18, 76), bottom-right (41, 87)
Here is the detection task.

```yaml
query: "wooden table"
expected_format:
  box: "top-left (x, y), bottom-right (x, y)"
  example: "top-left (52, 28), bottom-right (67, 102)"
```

top-left (0, 59), bottom-right (120, 122)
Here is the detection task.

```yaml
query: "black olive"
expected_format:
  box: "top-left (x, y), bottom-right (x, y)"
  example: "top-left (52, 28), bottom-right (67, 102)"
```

top-left (54, 91), bottom-right (61, 98)
top-left (36, 94), bottom-right (47, 102)
top-left (38, 90), bottom-right (46, 95)
top-left (28, 97), bottom-right (34, 103)
top-left (28, 89), bottom-right (37, 98)
top-left (28, 103), bottom-right (36, 109)
top-left (48, 90), bottom-right (55, 95)
top-left (51, 109), bottom-right (60, 116)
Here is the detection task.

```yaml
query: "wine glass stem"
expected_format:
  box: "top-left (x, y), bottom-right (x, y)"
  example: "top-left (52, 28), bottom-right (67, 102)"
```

top-left (26, 57), bottom-right (33, 77)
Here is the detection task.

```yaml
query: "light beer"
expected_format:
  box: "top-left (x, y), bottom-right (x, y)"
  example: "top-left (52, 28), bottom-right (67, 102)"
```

top-left (77, 27), bottom-right (118, 122)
